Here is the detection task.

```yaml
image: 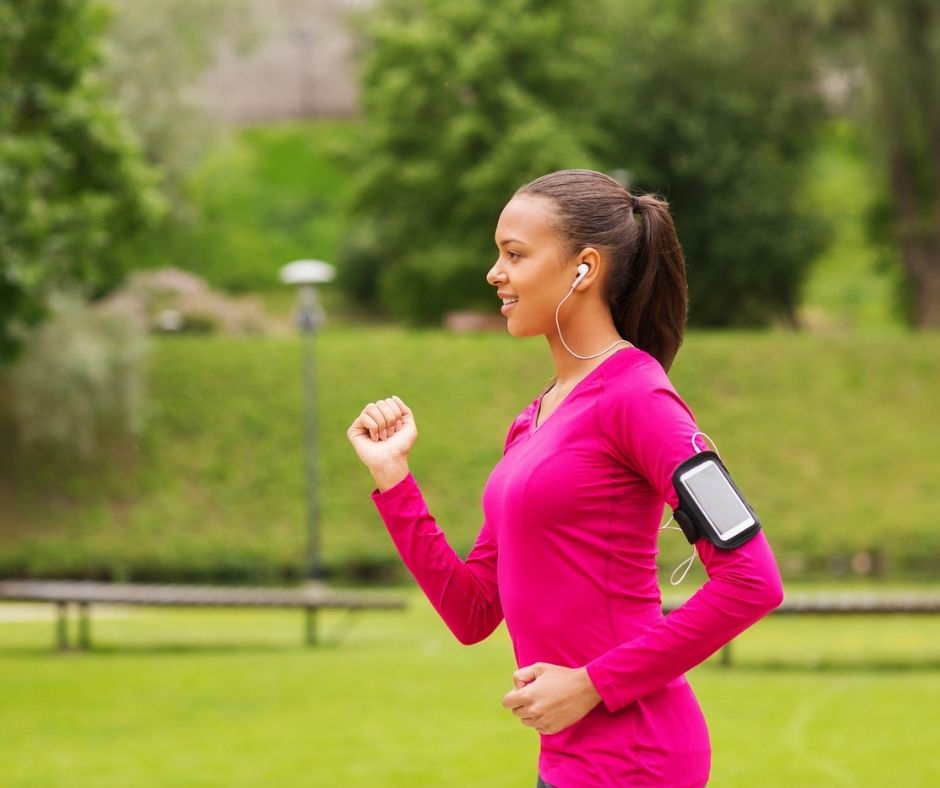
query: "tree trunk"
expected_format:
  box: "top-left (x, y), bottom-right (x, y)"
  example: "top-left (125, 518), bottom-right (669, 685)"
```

top-left (915, 270), bottom-right (940, 328)
top-left (879, 1), bottom-right (940, 329)
top-left (904, 240), bottom-right (940, 329)
top-left (887, 143), bottom-right (940, 329)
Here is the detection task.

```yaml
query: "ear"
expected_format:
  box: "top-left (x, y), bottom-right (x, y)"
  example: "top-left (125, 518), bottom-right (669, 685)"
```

top-left (574, 247), bottom-right (603, 288)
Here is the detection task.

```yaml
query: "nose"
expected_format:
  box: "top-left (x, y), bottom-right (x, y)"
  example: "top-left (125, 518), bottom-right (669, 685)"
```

top-left (486, 258), bottom-right (504, 287)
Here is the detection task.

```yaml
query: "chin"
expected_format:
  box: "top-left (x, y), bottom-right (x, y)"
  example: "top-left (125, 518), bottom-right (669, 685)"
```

top-left (507, 327), bottom-right (542, 339)
top-left (506, 317), bottom-right (531, 338)
top-left (506, 312), bottom-right (549, 338)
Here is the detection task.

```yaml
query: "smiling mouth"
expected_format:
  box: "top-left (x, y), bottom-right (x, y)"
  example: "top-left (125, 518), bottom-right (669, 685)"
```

top-left (500, 299), bottom-right (517, 316)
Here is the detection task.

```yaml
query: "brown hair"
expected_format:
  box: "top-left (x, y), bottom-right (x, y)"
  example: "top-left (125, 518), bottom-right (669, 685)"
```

top-left (515, 169), bottom-right (688, 371)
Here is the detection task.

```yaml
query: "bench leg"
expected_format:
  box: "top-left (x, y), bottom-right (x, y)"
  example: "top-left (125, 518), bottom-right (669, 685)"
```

top-left (305, 607), bottom-right (317, 646)
top-left (720, 641), bottom-right (733, 668)
top-left (78, 602), bottom-right (91, 650)
top-left (56, 602), bottom-right (69, 651)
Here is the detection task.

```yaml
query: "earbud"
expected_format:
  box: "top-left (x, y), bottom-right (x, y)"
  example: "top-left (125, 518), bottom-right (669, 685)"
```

top-left (556, 261), bottom-right (632, 359)
top-left (572, 263), bottom-right (590, 287)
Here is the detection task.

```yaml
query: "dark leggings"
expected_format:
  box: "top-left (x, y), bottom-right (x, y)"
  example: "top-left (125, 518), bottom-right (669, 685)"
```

top-left (536, 778), bottom-right (558, 788)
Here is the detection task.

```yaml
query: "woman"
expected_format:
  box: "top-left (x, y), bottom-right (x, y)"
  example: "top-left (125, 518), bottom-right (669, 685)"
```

top-left (346, 169), bottom-right (783, 787)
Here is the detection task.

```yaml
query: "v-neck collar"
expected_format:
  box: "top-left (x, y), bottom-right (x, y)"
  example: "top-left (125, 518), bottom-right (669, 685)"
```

top-left (529, 346), bottom-right (635, 435)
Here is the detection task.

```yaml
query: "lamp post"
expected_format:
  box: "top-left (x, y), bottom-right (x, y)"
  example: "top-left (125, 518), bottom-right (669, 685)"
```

top-left (279, 260), bottom-right (335, 634)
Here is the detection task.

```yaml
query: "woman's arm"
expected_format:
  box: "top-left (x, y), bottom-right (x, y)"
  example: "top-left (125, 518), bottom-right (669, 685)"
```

top-left (502, 528), bottom-right (782, 731)
top-left (348, 395), bottom-right (506, 645)
top-left (586, 531), bottom-right (782, 711)
top-left (372, 473), bottom-right (503, 645)
top-left (504, 370), bottom-right (783, 731)
top-left (587, 365), bottom-right (784, 709)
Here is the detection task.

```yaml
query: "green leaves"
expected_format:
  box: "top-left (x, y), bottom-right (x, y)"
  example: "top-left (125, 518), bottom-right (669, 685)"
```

top-left (594, 0), bottom-right (828, 326)
top-left (344, 0), bottom-right (597, 323)
top-left (343, 0), bottom-right (830, 327)
top-left (0, 0), bottom-right (162, 362)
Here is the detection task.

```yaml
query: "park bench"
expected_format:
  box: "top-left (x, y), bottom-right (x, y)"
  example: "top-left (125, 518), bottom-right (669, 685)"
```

top-left (4, 583), bottom-right (938, 660)
top-left (0, 579), bottom-right (406, 650)
top-left (662, 590), bottom-right (940, 665)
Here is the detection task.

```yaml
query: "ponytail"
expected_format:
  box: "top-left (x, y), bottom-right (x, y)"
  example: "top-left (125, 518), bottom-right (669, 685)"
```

top-left (611, 193), bottom-right (687, 370)
top-left (516, 170), bottom-right (688, 370)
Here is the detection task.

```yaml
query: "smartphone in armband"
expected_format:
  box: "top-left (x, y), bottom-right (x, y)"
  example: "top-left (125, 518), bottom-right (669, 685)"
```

top-left (672, 451), bottom-right (761, 549)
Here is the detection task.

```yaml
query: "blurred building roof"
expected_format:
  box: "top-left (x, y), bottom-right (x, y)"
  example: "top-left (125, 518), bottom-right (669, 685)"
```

top-left (197, 0), bottom-right (373, 123)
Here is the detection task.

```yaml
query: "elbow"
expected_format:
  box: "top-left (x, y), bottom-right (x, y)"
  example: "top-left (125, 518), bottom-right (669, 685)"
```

top-left (760, 543), bottom-right (786, 613)
top-left (760, 573), bottom-right (785, 614)
top-left (749, 564), bottom-right (785, 617)
top-left (731, 533), bottom-right (785, 616)
top-left (453, 630), bottom-right (487, 646)
top-left (447, 607), bottom-right (502, 646)
top-left (721, 563), bottom-right (784, 622)
top-left (450, 621), bottom-right (497, 646)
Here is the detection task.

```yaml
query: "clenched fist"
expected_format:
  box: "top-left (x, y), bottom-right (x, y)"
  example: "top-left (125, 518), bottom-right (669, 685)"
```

top-left (347, 395), bottom-right (417, 491)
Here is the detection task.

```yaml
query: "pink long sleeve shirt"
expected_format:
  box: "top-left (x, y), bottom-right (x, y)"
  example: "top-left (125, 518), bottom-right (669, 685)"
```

top-left (371, 347), bottom-right (784, 787)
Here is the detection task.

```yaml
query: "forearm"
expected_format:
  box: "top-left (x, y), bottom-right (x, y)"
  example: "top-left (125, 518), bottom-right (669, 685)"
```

top-left (372, 473), bottom-right (503, 645)
top-left (586, 532), bottom-right (783, 711)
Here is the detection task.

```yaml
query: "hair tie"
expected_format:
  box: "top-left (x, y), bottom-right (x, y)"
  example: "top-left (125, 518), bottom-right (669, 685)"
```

top-left (632, 194), bottom-right (641, 214)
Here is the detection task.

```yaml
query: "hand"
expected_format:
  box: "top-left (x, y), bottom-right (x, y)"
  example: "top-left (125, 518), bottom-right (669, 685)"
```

top-left (501, 663), bottom-right (602, 736)
top-left (347, 395), bottom-right (417, 489)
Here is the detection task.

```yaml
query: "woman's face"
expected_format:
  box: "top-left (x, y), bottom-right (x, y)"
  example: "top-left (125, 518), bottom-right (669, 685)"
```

top-left (486, 195), bottom-right (575, 337)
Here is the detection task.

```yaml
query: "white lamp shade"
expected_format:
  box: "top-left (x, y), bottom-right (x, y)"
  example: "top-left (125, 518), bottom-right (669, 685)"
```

top-left (279, 260), bottom-right (336, 285)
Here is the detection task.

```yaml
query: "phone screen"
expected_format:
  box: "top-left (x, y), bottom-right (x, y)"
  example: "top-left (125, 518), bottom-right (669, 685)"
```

top-left (683, 461), bottom-right (752, 535)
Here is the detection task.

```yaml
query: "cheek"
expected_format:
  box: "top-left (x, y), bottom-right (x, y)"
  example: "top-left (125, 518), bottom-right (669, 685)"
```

top-left (509, 292), bottom-right (556, 335)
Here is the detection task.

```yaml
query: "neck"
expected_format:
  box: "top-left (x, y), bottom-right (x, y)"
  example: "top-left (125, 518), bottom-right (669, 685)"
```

top-left (544, 298), bottom-right (629, 387)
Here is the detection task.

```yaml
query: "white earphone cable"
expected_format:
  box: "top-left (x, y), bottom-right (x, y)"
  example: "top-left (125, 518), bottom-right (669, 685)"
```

top-left (660, 432), bottom-right (720, 585)
top-left (555, 278), bottom-right (631, 360)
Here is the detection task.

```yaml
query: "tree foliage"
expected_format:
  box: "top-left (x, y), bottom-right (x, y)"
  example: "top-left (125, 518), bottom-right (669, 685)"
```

top-left (0, 0), bottom-right (162, 363)
top-left (593, 0), bottom-right (828, 326)
top-left (344, 0), bottom-right (828, 327)
top-left (99, 0), bottom-right (256, 203)
top-left (813, 0), bottom-right (940, 328)
top-left (343, 0), bottom-right (597, 324)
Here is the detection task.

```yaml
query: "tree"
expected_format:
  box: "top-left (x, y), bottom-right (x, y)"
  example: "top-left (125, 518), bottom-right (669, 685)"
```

top-left (0, 0), bottom-right (162, 363)
top-left (592, 0), bottom-right (828, 327)
top-left (815, 0), bottom-right (940, 328)
top-left (343, 0), bottom-right (597, 324)
top-left (99, 0), bottom-right (257, 203)
top-left (346, 0), bottom-right (828, 327)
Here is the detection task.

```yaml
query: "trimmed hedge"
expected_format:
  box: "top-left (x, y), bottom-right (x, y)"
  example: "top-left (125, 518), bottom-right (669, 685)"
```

top-left (1, 328), bottom-right (937, 583)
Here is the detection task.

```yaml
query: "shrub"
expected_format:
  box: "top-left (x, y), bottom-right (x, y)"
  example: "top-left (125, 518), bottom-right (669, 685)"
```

top-left (11, 294), bottom-right (149, 459)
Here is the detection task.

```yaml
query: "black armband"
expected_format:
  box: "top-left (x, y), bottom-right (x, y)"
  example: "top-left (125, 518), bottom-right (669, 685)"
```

top-left (672, 451), bottom-right (761, 549)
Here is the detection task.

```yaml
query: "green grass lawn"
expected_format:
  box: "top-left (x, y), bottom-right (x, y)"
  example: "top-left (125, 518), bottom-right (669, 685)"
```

top-left (1, 587), bottom-right (938, 787)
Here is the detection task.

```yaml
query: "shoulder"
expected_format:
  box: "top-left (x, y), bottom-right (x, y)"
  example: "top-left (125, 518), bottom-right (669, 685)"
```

top-left (598, 347), bottom-right (678, 402)
top-left (596, 347), bottom-right (695, 425)
top-left (593, 348), bottom-right (701, 487)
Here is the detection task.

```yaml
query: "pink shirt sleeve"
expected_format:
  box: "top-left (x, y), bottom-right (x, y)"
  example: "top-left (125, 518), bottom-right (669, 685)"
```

top-left (371, 474), bottom-right (502, 645)
top-left (585, 361), bottom-right (784, 712)
top-left (369, 417), bottom-right (526, 645)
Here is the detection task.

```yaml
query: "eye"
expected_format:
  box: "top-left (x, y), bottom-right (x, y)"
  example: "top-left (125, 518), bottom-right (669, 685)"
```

top-left (506, 251), bottom-right (522, 260)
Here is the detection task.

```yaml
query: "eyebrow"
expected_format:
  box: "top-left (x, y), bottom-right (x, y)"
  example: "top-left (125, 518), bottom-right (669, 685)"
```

top-left (496, 238), bottom-right (528, 247)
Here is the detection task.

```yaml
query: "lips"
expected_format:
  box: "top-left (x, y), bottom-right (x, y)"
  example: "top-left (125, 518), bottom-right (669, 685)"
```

top-left (497, 292), bottom-right (518, 316)
top-left (500, 299), bottom-right (517, 316)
